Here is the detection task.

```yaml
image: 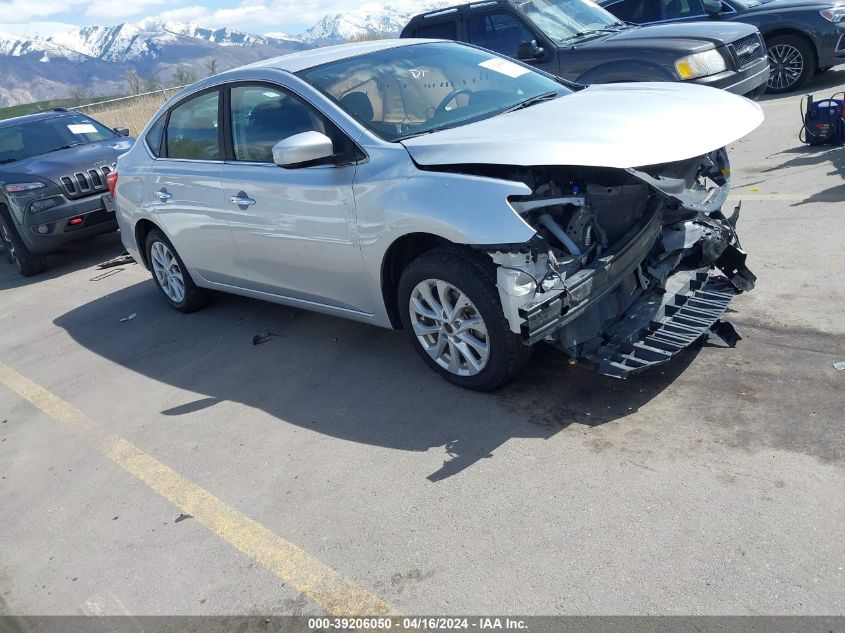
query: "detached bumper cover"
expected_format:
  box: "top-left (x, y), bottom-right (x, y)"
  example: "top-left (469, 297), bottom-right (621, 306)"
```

top-left (588, 271), bottom-right (741, 378)
top-left (514, 202), bottom-right (756, 379)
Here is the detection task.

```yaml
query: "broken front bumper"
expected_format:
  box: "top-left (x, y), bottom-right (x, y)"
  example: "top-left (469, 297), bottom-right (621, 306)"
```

top-left (501, 204), bottom-right (756, 379)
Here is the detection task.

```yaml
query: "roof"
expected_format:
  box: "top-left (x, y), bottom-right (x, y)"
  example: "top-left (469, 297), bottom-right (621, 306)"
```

top-left (0, 110), bottom-right (71, 129)
top-left (242, 39), bottom-right (430, 73)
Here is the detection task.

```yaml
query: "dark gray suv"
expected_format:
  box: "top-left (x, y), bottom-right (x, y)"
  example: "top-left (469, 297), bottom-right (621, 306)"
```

top-left (0, 110), bottom-right (132, 276)
top-left (401, 0), bottom-right (770, 97)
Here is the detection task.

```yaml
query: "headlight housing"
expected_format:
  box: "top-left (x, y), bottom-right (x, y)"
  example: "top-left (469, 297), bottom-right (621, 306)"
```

top-left (675, 49), bottom-right (728, 80)
top-left (819, 4), bottom-right (845, 21)
top-left (3, 182), bottom-right (47, 193)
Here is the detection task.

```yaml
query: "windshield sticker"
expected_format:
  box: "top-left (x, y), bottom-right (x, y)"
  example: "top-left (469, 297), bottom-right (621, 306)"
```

top-left (67, 123), bottom-right (98, 134)
top-left (479, 58), bottom-right (531, 78)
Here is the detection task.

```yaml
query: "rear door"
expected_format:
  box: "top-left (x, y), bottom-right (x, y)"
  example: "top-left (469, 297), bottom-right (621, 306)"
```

top-left (220, 83), bottom-right (371, 313)
top-left (146, 88), bottom-right (244, 285)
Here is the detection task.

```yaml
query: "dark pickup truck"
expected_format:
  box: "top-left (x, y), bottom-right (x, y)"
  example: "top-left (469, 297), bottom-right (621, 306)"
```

top-left (401, 0), bottom-right (770, 97)
top-left (0, 110), bottom-right (132, 276)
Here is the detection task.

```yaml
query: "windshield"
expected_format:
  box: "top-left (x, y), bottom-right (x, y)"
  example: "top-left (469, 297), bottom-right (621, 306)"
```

top-left (517, 0), bottom-right (620, 42)
top-left (0, 114), bottom-right (116, 164)
top-left (298, 42), bottom-right (571, 142)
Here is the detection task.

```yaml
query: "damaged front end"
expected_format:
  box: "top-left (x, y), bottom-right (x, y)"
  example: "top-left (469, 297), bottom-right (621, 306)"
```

top-left (481, 149), bottom-right (756, 378)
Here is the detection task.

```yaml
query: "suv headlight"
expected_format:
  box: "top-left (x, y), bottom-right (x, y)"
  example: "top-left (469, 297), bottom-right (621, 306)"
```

top-left (675, 49), bottom-right (727, 80)
top-left (820, 4), bottom-right (845, 21)
top-left (3, 182), bottom-right (47, 193)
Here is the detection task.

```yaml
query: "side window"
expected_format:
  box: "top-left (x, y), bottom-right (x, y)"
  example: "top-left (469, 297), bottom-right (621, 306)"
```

top-left (609, 0), bottom-right (662, 22)
top-left (165, 91), bottom-right (220, 160)
top-left (467, 13), bottom-right (537, 57)
top-left (230, 85), bottom-right (356, 164)
top-left (414, 20), bottom-right (458, 39)
top-left (145, 114), bottom-right (165, 157)
top-left (661, 0), bottom-right (705, 18)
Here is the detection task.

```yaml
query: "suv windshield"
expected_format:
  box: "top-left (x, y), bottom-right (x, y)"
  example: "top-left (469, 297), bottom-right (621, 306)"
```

top-left (0, 114), bottom-right (117, 164)
top-left (517, 0), bottom-right (621, 42)
top-left (298, 42), bottom-right (570, 142)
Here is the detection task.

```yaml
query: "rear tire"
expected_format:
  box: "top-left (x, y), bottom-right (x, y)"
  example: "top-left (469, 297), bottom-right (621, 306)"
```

top-left (397, 247), bottom-right (531, 391)
top-left (0, 207), bottom-right (48, 277)
top-left (145, 229), bottom-right (210, 313)
top-left (765, 34), bottom-right (815, 94)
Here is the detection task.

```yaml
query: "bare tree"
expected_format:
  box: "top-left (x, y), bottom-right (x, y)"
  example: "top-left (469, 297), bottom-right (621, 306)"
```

top-left (348, 31), bottom-right (393, 42)
top-left (68, 85), bottom-right (89, 102)
top-left (125, 69), bottom-right (143, 95)
top-left (143, 74), bottom-right (161, 93)
top-left (171, 65), bottom-right (197, 87)
top-left (206, 58), bottom-right (219, 77)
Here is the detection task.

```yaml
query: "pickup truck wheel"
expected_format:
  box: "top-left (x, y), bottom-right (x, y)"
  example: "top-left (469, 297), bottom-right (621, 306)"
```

top-left (398, 248), bottom-right (531, 391)
top-left (0, 209), bottom-right (48, 277)
top-left (145, 229), bottom-right (210, 313)
top-left (766, 35), bottom-right (815, 94)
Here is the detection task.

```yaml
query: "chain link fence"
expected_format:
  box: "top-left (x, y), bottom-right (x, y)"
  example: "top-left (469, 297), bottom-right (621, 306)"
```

top-left (71, 86), bottom-right (187, 137)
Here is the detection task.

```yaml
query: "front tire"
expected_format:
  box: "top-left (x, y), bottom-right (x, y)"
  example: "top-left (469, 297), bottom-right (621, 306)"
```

top-left (397, 248), bottom-right (531, 391)
top-left (145, 229), bottom-right (210, 313)
top-left (0, 207), bottom-right (47, 277)
top-left (766, 35), bottom-right (815, 94)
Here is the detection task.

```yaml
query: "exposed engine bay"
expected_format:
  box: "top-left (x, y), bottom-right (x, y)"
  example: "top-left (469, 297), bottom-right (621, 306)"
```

top-left (456, 150), bottom-right (757, 378)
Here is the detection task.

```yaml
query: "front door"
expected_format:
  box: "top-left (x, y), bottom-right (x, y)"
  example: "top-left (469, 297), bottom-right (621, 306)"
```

top-left (220, 84), bottom-right (371, 314)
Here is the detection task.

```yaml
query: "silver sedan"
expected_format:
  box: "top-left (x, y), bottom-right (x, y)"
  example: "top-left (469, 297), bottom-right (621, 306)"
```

top-left (113, 39), bottom-right (763, 390)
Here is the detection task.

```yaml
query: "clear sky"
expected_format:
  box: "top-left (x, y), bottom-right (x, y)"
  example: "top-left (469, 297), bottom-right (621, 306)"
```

top-left (0, 0), bottom-right (358, 37)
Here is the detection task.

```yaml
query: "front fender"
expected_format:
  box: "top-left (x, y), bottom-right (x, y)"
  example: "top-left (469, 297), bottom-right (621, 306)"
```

top-left (353, 145), bottom-right (538, 316)
top-left (576, 60), bottom-right (676, 84)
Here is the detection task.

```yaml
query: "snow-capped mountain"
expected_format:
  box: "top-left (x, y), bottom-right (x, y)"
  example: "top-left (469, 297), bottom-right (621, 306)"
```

top-left (0, 32), bottom-right (86, 62)
top-left (42, 19), bottom-right (308, 63)
top-left (0, 1), bottom-right (464, 107)
top-left (303, 0), bottom-right (460, 42)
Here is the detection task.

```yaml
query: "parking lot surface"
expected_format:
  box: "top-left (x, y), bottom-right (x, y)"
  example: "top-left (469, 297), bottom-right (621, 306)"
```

top-left (1, 72), bottom-right (844, 617)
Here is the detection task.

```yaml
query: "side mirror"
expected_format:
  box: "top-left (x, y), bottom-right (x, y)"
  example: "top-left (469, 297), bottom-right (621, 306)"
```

top-left (272, 132), bottom-right (334, 168)
top-left (702, 0), bottom-right (722, 15)
top-left (113, 126), bottom-right (130, 136)
top-left (516, 40), bottom-right (545, 61)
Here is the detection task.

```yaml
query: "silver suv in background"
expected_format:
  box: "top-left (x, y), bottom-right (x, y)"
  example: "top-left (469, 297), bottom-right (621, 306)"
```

top-left (114, 40), bottom-right (762, 390)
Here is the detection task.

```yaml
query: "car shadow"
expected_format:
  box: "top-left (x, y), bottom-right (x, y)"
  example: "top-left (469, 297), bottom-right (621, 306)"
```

top-left (0, 232), bottom-right (127, 291)
top-left (54, 280), bottom-right (698, 482)
top-left (756, 143), bottom-right (845, 205)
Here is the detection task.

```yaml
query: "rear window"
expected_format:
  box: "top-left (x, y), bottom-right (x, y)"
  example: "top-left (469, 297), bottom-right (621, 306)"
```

top-left (145, 115), bottom-right (166, 157)
top-left (413, 20), bottom-right (458, 39)
top-left (165, 90), bottom-right (221, 160)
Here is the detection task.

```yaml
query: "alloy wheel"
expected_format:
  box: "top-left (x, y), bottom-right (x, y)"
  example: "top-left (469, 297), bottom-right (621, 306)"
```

top-left (150, 241), bottom-right (186, 304)
top-left (767, 44), bottom-right (804, 91)
top-left (409, 279), bottom-right (490, 377)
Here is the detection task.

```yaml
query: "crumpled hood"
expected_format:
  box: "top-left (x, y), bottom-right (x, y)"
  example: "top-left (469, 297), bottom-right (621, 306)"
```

top-left (401, 82), bottom-right (764, 169)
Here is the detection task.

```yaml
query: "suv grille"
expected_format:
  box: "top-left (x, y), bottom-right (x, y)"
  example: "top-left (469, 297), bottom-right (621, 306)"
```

top-left (730, 33), bottom-right (766, 70)
top-left (59, 164), bottom-right (115, 198)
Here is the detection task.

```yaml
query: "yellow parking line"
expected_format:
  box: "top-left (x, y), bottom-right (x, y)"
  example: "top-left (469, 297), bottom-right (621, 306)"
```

top-left (0, 361), bottom-right (396, 617)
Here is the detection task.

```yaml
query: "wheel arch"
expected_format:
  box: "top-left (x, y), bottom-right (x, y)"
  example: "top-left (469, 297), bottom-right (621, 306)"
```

top-left (134, 218), bottom-right (162, 270)
top-left (762, 28), bottom-right (819, 68)
top-left (380, 232), bottom-right (454, 329)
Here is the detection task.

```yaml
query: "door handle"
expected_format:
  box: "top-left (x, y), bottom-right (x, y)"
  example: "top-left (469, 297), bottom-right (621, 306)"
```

top-left (155, 190), bottom-right (172, 201)
top-left (228, 195), bottom-right (256, 206)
